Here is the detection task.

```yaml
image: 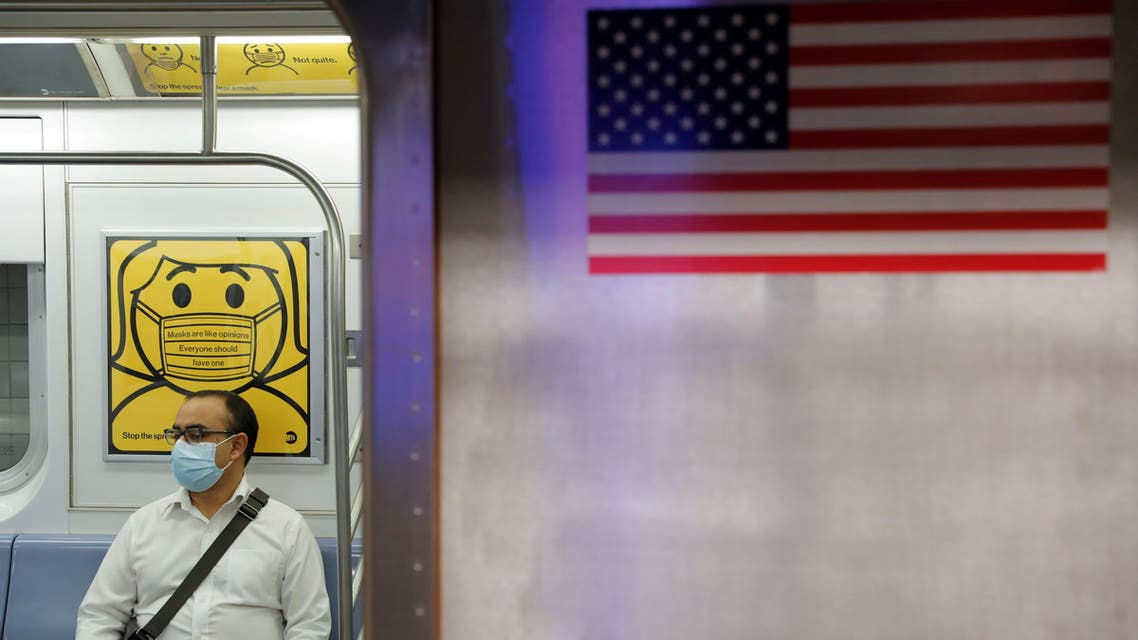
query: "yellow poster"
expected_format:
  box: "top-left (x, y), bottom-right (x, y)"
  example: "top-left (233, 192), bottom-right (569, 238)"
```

top-left (126, 42), bottom-right (359, 95)
top-left (107, 237), bottom-right (317, 457)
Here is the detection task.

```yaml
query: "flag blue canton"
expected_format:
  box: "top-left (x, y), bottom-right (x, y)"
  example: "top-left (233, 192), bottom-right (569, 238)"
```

top-left (588, 6), bottom-right (790, 153)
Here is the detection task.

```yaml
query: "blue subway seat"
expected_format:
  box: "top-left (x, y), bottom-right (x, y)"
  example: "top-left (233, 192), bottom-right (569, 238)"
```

top-left (2, 535), bottom-right (359, 640)
top-left (317, 537), bottom-right (364, 640)
top-left (4, 535), bottom-right (113, 640)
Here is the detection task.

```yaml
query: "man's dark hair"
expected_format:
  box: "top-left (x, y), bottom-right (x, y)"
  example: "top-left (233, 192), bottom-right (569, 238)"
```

top-left (184, 389), bottom-right (258, 464)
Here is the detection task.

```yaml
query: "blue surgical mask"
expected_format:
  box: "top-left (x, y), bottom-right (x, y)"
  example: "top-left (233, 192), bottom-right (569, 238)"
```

top-left (171, 435), bottom-right (236, 492)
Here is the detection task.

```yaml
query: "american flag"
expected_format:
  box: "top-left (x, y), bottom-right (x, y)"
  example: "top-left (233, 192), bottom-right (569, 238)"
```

top-left (586, 1), bottom-right (1112, 274)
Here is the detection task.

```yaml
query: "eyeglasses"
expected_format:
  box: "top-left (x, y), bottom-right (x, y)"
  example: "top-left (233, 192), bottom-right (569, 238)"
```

top-left (164, 426), bottom-right (236, 445)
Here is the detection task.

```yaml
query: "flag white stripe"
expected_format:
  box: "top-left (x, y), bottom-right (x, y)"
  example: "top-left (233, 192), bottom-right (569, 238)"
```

top-left (789, 15), bottom-right (1112, 46)
top-left (588, 146), bottom-right (1108, 173)
top-left (790, 102), bottom-right (1109, 130)
top-left (588, 230), bottom-right (1106, 256)
top-left (789, 59), bottom-right (1109, 88)
top-left (588, 188), bottom-right (1109, 215)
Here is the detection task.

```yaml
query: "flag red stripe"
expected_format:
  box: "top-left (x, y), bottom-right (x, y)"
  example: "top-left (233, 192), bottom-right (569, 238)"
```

top-left (790, 38), bottom-right (1111, 66)
top-left (789, 124), bottom-right (1109, 149)
top-left (588, 210), bottom-right (1108, 233)
top-left (590, 253), bottom-right (1107, 274)
top-left (790, 82), bottom-right (1111, 107)
top-left (790, 0), bottom-right (1112, 24)
top-left (588, 168), bottom-right (1107, 193)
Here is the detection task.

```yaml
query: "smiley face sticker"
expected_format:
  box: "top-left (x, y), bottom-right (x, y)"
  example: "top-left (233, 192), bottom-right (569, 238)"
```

top-left (107, 236), bottom-right (321, 457)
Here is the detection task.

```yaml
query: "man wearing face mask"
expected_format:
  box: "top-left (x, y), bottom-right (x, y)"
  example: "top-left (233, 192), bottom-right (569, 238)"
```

top-left (76, 390), bottom-right (331, 639)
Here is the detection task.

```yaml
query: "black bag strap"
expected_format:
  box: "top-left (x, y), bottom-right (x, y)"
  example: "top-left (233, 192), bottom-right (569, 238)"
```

top-left (129, 488), bottom-right (270, 640)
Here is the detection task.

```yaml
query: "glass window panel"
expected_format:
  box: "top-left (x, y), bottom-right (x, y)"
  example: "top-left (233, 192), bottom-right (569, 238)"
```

top-left (0, 264), bottom-right (30, 471)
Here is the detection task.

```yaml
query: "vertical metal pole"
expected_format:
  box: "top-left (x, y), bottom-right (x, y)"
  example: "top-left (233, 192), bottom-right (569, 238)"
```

top-left (330, 208), bottom-right (354, 638)
top-left (200, 35), bottom-right (217, 154)
top-left (326, 1), bottom-right (438, 638)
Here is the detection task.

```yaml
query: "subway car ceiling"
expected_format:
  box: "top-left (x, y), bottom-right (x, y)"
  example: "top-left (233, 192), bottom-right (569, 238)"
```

top-left (0, 1), bottom-right (353, 99)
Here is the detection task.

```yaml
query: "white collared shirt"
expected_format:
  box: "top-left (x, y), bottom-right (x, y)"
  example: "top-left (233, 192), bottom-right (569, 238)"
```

top-left (76, 475), bottom-right (330, 640)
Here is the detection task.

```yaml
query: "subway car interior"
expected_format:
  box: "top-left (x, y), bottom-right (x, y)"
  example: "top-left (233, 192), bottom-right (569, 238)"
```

top-left (0, 0), bottom-right (1133, 639)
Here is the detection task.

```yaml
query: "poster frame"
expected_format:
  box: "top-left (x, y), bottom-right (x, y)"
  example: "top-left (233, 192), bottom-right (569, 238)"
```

top-left (99, 230), bottom-right (327, 464)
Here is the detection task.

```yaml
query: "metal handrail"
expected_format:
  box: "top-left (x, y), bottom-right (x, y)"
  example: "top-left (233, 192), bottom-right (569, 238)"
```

top-left (349, 410), bottom-right (363, 465)
top-left (352, 562), bottom-right (364, 607)
top-left (350, 481), bottom-right (364, 537)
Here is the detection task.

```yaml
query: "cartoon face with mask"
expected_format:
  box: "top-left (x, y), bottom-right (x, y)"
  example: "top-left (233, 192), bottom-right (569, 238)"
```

top-left (130, 257), bottom-right (286, 392)
top-left (242, 42), bottom-right (298, 75)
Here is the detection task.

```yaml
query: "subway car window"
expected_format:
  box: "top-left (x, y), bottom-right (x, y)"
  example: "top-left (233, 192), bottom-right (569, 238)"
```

top-left (0, 263), bottom-right (30, 470)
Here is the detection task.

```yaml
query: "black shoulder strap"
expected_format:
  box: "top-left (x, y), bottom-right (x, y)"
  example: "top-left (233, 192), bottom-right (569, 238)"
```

top-left (130, 488), bottom-right (270, 640)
